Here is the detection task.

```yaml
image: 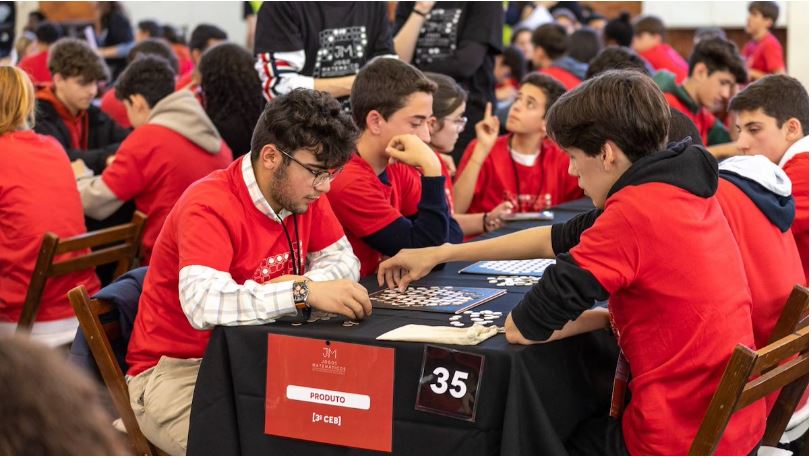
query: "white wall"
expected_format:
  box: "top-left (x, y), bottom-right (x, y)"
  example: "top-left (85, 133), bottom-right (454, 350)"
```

top-left (642, 0), bottom-right (807, 87)
top-left (642, 1), bottom-right (788, 28)
top-left (122, 1), bottom-right (248, 48)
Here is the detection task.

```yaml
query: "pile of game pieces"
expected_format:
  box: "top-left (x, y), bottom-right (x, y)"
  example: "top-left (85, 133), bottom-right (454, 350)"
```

top-left (486, 275), bottom-right (539, 287)
top-left (290, 311), bottom-right (338, 326)
top-left (448, 309), bottom-right (503, 327)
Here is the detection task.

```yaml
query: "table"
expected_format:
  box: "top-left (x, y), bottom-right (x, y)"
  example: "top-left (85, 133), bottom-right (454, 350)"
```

top-left (187, 198), bottom-right (619, 455)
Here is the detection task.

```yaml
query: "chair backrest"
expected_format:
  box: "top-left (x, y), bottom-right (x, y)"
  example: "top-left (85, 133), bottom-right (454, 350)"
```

top-left (68, 285), bottom-right (156, 456)
top-left (689, 326), bottom-right (810, 455)
top-left (768, 285), bottom-right (809, 345)
top-left (17, 211), bottom-right (146, 331)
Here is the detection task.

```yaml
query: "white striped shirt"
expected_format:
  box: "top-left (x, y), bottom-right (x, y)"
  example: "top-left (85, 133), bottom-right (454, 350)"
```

top-left (178, 154), bottom-right (360, 330)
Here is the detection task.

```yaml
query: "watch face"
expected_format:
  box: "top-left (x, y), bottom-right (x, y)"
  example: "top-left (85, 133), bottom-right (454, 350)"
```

top-left (293, 281), bottom-right (308, 304)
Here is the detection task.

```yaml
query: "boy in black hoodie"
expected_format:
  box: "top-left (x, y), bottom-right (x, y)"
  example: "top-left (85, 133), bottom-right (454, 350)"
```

top-left (376, 70), bottom-right (764, 455)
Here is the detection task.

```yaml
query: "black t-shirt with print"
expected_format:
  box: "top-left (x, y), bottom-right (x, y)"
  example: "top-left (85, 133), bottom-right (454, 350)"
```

top-left (394, 1), bottom-right (503, 108)
top-left (254, 2), bottom-right (394, 78)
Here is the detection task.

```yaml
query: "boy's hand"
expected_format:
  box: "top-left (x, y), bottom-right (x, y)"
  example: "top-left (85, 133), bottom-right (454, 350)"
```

top-left (385, 134), bottom-right (441, 176)
top-left (307, 279), bottom-right (372, 320)
top-left (377, 245), bottom-right (447, 291)
top-left (474, 102), bottom-right (500, 152)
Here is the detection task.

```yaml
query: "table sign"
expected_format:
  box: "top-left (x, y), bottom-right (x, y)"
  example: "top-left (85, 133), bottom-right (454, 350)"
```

top-left (265, 335), bottom-right (395, 452)
top-left (415, 345), bottom-right (485, 422)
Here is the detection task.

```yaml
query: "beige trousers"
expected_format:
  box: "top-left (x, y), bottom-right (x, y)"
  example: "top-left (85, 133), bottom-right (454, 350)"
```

top-left (127, 356), bottom-right (201, 456)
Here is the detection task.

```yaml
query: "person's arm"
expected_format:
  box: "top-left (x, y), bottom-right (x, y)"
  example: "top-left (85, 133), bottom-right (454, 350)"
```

top-left (454, 103), bottom-right (499, 213)
top-left (255, 50), bottom-right (356, 100)
top-left (377, 207), bottom-right (601, 289)
top-left (361, 134), bottom-right (450, 255)
top-left (455, 200), bottom-right (514, 236)
top-left (393, 1), bottom-right (435, 63)
top-left (504, 307), bottom-right (610, 344)
top-left (77, 175), bottom-right (126, 220)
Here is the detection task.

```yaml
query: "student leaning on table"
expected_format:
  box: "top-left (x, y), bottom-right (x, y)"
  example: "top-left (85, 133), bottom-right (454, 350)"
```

top-left (377, 70), bottom-right (765, 455)
top-left (124, 89), bottom-right (371, 456)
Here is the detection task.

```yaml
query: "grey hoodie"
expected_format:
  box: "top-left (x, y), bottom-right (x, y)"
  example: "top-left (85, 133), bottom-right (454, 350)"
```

top-left (146, 90), bottom-right (223, 154)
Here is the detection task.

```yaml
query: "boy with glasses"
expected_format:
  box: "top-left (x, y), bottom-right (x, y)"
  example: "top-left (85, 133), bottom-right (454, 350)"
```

top-left (125, 89), bottom-right (369, 455)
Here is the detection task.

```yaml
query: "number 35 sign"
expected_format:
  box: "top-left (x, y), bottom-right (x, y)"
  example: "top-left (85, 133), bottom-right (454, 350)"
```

top-left (415, 345), bottom-right (485, 422)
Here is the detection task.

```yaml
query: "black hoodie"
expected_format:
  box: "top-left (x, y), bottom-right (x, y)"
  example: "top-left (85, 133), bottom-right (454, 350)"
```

top-left (514, 139), bottom-right (718, 340)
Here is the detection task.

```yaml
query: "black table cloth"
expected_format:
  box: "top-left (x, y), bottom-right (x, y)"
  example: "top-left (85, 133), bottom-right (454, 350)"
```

top-left (186, 197), bottom-right (618, 455)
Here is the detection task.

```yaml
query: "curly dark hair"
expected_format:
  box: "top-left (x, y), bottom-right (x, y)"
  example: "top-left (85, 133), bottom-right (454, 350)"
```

top-left (48, 38), bottom-right (109, 83)
top-left (251, 88), bottom-right (359, 169)
top-left (688, 37), bottom-right (748, 84)
top-left (199, 43), bottom-right (264, 150)
top-left (114, 55), bottom-right (175, 107)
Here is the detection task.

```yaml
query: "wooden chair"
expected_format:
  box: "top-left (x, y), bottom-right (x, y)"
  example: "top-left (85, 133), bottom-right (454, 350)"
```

top-left (768, 285), bottom-right (809, 345)
top-left (68, 285), bottom-right (161, 456)
top-left (17, 211), bottom-right (146, 332)
top-left (689, 326), bottom-right (809, 455)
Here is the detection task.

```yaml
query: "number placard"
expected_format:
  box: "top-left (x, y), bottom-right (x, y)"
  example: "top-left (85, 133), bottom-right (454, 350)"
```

top-left (415, 345), bottom-right (485, 422)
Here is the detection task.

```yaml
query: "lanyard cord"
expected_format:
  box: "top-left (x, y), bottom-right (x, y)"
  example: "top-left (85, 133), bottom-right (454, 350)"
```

top-left (508, 135), bottom-right (546, 212)
top-left (279, 214), bottom-right (302, 275)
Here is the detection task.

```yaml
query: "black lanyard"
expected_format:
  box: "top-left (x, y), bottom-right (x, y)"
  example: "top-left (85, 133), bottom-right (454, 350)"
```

top-left (508, 135), bottom-right (546, 212)
top-left (279, 214), bottom-right (302, 275)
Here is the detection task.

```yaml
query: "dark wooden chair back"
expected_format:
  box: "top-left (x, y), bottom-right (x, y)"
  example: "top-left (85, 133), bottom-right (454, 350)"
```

top-left (68, 285), bottom-right (158, 456)
top-left (768, 285), bottom-right (809, 344)
top-left (689, 326), bottom-right (809, 455)
top-left (17, 211), bottom-right (146, 331)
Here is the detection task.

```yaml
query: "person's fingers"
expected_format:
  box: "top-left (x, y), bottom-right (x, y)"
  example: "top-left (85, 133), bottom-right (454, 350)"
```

top-left (398, 273), bottom-right (413, 292)
top-left (377, 267), bottom-right (385, 287)
top-left (384, 268), bottom-right (396, 290)
top-left (484, 101), bottom-right (492, 119)
top-left (351, 285), bottom-right (373, 316)
top-left (342, 295), bottom-right (364, 320)
top-left (393, 267), bottom-right (403, 289)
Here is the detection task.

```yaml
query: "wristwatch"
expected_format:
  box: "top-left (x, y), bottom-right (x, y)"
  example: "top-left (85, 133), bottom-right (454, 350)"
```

top-left (292, 280), bottom-right (312, 319)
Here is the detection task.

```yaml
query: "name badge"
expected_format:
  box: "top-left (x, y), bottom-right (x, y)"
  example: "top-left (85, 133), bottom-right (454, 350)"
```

top-left (415, 345), bottom-right (485, 422)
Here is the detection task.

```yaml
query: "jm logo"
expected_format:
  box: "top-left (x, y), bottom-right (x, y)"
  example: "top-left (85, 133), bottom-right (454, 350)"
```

top-left (322, 347), bottom-right (337, 359)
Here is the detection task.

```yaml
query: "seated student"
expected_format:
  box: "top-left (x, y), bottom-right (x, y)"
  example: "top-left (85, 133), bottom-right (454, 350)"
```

top-left (0, 66), bottom-right (100, 345)
top-left (670, 111), bottom-right (806, 351)
top-left (631, 15), bottom-right (688, 83)
top-left (327, 58), bottom-right (452, 277)
top-left (377, 70), bottom-right (765, 455)
top-left (455, 74), bottom-right (582, 216)
top-left (76, 55), bottom-right (232, 263)
top-left (175, 24), bottom-right (227, 91)
top-left (34, 38), bottom-right (129, 175)
top-left (198, 42), bottom-right (265, 155)
top-left (657, 37), bottom-right (747, 152)
top-left (531, 23), bottom-right (587, 90)
top-left (125, 89), bottom-right (369, 456)
top-left (425, 72), bottom-right (514, 239)
top-left (255, 2), bottom-right (394, 101)
top-left (743, 1), bottom-right (785, 81)
top-left (17, 21), bottom-right (62, 86)
top-left (100, 38), bottom-right (180, 129)
top-left (730, 74), bottom-right (809, 278)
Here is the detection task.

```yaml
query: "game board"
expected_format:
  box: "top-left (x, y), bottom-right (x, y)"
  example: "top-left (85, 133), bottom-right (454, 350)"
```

top-left (369, 286), bottom-right (506, 314)
top-left (459, 258), bottom-right (555, 277)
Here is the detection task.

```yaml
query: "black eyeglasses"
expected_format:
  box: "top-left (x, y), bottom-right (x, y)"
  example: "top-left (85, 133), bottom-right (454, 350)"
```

top-left (277, 147), bottom-right (342, 187)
